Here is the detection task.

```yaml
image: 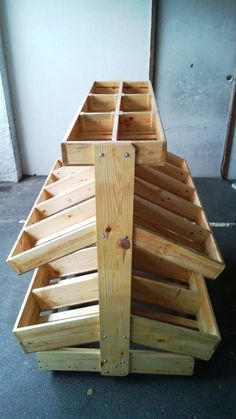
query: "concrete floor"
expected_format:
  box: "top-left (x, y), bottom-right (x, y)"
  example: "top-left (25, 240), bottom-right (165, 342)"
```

top-left (0, 176), bottom-right (236, 419)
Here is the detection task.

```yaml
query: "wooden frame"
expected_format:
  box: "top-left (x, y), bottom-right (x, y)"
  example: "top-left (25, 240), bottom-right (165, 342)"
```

top-left (9, 80), bottom-right (225, 376)
top-left (61, 81), bottom-right (167, 166)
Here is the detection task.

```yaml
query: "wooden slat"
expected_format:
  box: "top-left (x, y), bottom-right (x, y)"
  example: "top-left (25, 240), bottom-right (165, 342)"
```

top-left (135, 177), bottom-right (201, 222)
top-left (9, 221), bottom-right (97, 274)
top-left (132, 306), bottom-right (199, 330)
top-left (152, 162), bottom-right (189, 183)
top-left (36, 179), bottom-right (95, 217)
top-left (132, 275), bottom-right (202, 315)
top-left (95, 143), bottom-right (135, 376)
top-left (14, 313), bottom-right (100, 352)
top-left (134, 225), bottom-right (224, 279)
top-left (52, 165), bottom-right (85, 180)
top-left (39, 304), bottom-right (99, 323)
top-left (33, 272), bottom-right (98, 310)
top-left (133, 246), bottom-right (191, 282)
top-left (130, 350), bottom-right (194, 375)
top-left (131, 315), bottom-right (219, 360)
top-left (48, 246), bottom-right (97, 277)
top-left (37, 348), bottom-right (194, 375)
top-left (136, 166), bottom-right (194, 200)
top-left (25, 198), bottom-right (96, 241)
top-left (45, 166), bottom-right (94, 195)
top-left (134, 195), bottom-right (210, 245)
top-left (37, 348), bottom-right (101, 372)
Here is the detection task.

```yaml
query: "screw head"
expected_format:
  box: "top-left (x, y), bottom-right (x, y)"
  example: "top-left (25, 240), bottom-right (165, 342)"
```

top-left (105, 370), bottom-right (109, 374)
top-left (113, 365), bottom-right (118, 368)
top-left (124, 152), bottom-right (130, 158)
top-left (101, 233), bottom-right (106, 239)
top-left (103, 359), bottom-right (107, 363)
top-left (121, 371), bottom-right (126, 375)
top-left (99, 152), bottom-right (105, 158)
top-left (103, 335), bottom-right (107, 339)
top-left (121, 360), bottom-right (125, 364)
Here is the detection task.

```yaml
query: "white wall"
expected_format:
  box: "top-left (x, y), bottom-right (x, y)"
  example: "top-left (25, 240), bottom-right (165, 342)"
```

top-left (0, 0), bottom-right (151, 174)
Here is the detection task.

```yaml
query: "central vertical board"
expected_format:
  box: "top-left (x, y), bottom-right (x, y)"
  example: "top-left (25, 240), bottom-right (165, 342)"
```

top-left (95, 143), bottom-right (135, 376)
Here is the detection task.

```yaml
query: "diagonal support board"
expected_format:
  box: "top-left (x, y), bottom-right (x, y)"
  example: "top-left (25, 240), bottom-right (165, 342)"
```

top-left (95, 143), bottom-right (135, 376)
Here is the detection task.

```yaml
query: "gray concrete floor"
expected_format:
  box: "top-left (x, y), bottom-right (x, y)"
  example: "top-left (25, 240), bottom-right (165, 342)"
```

top-left (0, 176), bottom-right (236, 419)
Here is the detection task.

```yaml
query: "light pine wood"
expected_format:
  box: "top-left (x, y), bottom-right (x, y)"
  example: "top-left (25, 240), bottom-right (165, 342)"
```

top-left (10, 220), bottom-right (96, 274)
top-left (33, 272), bottom-right (99, 310)
top-left (132, 274), bottom-right (202, 315)
top-left (95, 143), bottom-right (135, 376)
top-left (134, 225), bottom-right (224, 279)
top-left (131, 315), bottom-right (219, 361)
top-left (48, 246), bottom-right (97, 277)
top-left (37, 348), bottom-right (194, 375)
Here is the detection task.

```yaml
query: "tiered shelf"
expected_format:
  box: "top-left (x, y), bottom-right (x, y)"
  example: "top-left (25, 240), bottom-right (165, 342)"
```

top-left (8, 81), bottom-right (225, 376)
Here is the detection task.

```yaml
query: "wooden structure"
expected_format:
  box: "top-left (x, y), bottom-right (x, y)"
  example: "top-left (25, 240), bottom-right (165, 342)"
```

top-left (8, 81), bottom-right (225, 376)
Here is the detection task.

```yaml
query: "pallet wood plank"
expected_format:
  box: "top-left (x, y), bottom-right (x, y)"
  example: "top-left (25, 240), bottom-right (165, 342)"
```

top-left (95, 143), bottom-right (135, 376)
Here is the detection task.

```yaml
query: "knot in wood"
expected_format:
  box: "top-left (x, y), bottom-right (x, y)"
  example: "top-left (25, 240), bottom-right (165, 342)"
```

top-left (118, 236), bottom-right (131, 250)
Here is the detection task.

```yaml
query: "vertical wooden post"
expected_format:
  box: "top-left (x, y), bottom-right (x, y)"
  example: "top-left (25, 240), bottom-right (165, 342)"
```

top-left (94, 143), bottom-right (135, 376)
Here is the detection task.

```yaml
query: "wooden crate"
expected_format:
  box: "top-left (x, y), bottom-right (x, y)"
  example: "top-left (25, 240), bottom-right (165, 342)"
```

top-left (61, 81), bottom-right (167, 166)
top-left (7, 153), bottom-right (224, 279)
top-left (13, 251), bottom-right (219, 370)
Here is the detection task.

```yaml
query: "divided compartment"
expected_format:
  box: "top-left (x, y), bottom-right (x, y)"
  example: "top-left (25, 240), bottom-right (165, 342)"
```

top-left (118, 111), bottom-right (157, 140)
top-left (82, 95), bottom-right (117, 113)
top-left (90, 81), bottom-right (120, 94)
top-left (61, 80), bottom-right (167, 165)
top-left (122, 81), bottom-right (150, 94)
top-left (67, 113), bottom-right (114, 141)
top-left (121, 94), bottom-right (152, 112)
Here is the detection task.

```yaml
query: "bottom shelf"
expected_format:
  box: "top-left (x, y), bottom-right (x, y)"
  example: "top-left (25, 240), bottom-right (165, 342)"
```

top-left (37, 348), bottom-right (194, 376)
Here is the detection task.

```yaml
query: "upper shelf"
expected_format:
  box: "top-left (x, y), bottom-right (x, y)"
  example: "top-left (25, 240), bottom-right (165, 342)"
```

top-left (61, 81), bottom-right (167, 166)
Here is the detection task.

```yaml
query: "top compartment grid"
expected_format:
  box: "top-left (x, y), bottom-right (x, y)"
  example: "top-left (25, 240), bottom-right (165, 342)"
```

top-left (61, 81), bottom-right (167, 166)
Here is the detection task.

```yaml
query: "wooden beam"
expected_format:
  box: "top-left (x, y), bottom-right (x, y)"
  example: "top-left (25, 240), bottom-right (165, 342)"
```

top-left (48, 246), bottom-right (97, 277)
top-left (37, 348), bottom-right (194, 375)
top-left (95, 143), bottom-right (135, 376)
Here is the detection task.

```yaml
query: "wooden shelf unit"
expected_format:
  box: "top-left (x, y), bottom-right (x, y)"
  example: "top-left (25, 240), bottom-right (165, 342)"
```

top-left (8, 81), bottom-right (225, 376)
top-left (61, 81), bottom-right (167, 166)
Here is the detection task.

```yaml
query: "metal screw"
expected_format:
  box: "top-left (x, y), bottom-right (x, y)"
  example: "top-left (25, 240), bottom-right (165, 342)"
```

top-left (101, 234), bottom-right (106, 239)
top-left (121, 360), bottom-right (125, 364)
top-left (99, 152), bottom-right (105, 158)
top-left (105, 370), bottom-right (109, 374)
top-left (124, 235), bottom-right (128, 239)
top-left (103, 359), bottom-right (107, 363)
top-left (113, 365), bottom-right (118, 368)
top-left (122, 335), bottom-right (127, 339)
top-left (124, 152), bottom-right (130, 158)
top-left (103, 335), bottom-right (107, 339)
top-left (121, 371), bottom-right (126, 375)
